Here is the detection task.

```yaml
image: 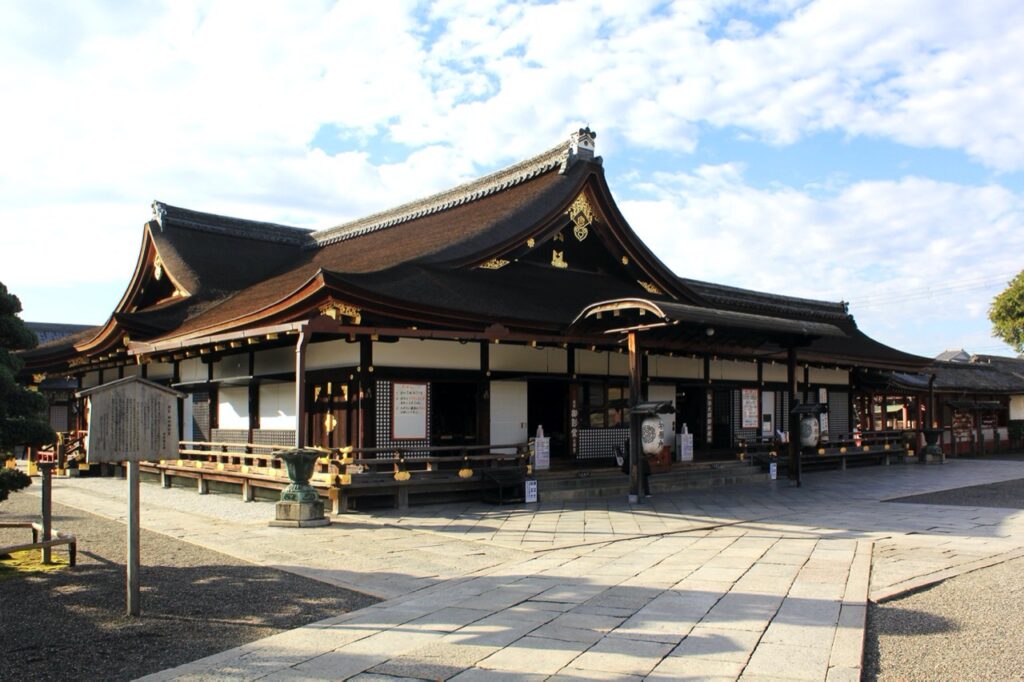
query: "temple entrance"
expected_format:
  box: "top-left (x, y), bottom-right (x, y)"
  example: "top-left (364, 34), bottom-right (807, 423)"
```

top-left (528, 380), bottom-right (567, 462)
top-left (431, 381), bottom-right (479, 446)
top-left (308, 379), bottom-right (356, 449)
top-left (676, 387), bottom-right (705, 447)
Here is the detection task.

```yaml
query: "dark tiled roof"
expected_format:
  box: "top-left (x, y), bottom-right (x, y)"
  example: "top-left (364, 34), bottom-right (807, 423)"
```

top-left (935, 349), bottom-right (970, 362)
top-left (25, 322), bottom-right (96, 346)
top-left (874, 358), bottom-right (1024, 393)
top-left (311, 142), bottom-right (575, 246)
top-left (678, 278), bottom-right (852, 326)
top-left (150, 206), bottom-right (313, 301)
top-left (152, 202), bottom-right (313, 245)
top-left (155, 158), bottom-right (592, 339)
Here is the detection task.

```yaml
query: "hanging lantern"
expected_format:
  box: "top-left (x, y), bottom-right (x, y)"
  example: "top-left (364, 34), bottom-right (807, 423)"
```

top-left (641, 415), bottom-right (665, 455)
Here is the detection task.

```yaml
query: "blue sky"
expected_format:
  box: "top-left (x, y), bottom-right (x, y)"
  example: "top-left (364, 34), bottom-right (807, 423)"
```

top-left (1, 0), bottom-right (1022, 357)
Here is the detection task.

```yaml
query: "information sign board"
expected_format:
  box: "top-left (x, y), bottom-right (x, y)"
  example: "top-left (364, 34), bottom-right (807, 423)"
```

top-left (741, 388), bottom-right (759, 429)
top-left (79, 377), bottom-right (183, 463)
top-left (392, 382), bottom-right (428, 440)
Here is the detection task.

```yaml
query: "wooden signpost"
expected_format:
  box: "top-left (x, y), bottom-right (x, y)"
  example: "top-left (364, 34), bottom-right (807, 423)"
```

top-left (77, 377), bottom-right (183, 617)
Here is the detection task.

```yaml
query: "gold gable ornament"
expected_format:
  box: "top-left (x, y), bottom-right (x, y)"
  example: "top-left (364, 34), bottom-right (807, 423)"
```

top-left (566, 194), bottom-right (594, 242)
top-left (480, 258), bottom-right (510, 270)
top-left (638, 280), bottom-right (662, 295)
top-left (319, 300), bottom-right (361, 324)
top-left (551, 250), bottom-right (568, 269)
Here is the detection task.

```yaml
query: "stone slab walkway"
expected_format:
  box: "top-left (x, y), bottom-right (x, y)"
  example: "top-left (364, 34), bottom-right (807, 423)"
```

top-left (25, 458), bottom-right (1024, 680)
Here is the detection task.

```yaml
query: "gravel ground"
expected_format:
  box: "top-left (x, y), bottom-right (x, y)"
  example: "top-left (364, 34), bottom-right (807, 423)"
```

top-left (887, 476), bottom-right (1024, 509)
top-left (863, 555), bottom-right (1024, 681)
top-left (867, 474), bottom-right (1024, 681)
top-left (0, 490), bottom-right (378, 681)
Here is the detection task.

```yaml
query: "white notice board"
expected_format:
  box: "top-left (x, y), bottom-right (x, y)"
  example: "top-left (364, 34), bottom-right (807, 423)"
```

top-left (79, 377), bottom-right (183, 463)
top-left (525, 479), bottom-right (538, 503)
top-left (741, 388), bottom-right (759, 429)
top-left (534, 437), bottom-right (550, 470)
top-left (392, 382), bottom-right (428, 440)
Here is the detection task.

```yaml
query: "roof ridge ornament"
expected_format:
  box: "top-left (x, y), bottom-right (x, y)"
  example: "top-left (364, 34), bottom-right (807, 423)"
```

top-left (567, 127), bottom-right (596, 165)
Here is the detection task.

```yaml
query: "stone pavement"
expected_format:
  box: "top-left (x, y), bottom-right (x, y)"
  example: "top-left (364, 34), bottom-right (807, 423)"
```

top-left (27, 458), bottom-right (1024, 680)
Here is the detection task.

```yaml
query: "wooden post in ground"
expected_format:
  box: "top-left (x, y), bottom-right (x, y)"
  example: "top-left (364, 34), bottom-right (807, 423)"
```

top-left (127, 460), bottom-right (140, 617)
top-left (40, 462), bottom-right (53, 564)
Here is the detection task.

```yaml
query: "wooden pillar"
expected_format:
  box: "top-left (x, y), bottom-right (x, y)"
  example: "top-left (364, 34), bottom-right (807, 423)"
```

top-left (848, 369), bottom-right (855, 435)
top-left (359, 337), bottom-right (375, 449)
top-left (704, 355), bottom-right (712, 448)
top-left (294, 326), bottom-right (310, 448)
top-left (248, 383), bottom-right (259, 444)
top-left (172, 361), bottom-right (182, 440)
top-left (787, 347), bottom-right (800, 485)
top-left (802, 364), bottom-right (809, 404)
top-left (627, 331), bottom-right (642, 502)
top-left (928, 375), bottom-right (937, 428)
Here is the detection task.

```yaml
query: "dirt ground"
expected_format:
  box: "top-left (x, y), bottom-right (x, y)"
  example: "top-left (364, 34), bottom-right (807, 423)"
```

top-left (0, 490), bottom-right (378, 681)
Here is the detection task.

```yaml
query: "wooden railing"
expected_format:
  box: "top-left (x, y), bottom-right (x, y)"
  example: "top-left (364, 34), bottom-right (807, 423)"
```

top-left (739, 430), bottom-right (916, 469)
top-left (135, 440), bottom-right (531, 509)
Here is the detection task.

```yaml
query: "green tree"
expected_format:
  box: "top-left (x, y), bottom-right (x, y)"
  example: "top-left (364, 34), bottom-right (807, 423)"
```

top-left (990, 270), bottom-right (1024, 355)
top-left (1, 280), bottom-right (54, 501)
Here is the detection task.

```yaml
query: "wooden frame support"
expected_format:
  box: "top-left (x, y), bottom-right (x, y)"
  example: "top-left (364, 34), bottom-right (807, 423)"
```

top-left (787, 347), bottom-right (801, 487)
top-left (294, 325), bottom-right (310, 448)
top-left (627, 330), bottom-right (642, 503)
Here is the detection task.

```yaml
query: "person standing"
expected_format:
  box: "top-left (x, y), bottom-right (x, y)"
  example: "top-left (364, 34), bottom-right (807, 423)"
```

top-left (614, 444), bottom-right (651, 497)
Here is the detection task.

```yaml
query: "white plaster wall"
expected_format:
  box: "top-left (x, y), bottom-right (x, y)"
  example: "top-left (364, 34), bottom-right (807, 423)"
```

top-left (709, 360), bottom-right (757, 382)
top-left (649, 355), bottom-right (703, 379)
top-left (81, 371), bottom-right (100, 388)
top-left (147, 361), bottom-right (174, 380)
top-left (254, 346), bottom-right (295, 375)
top-left (122, 365), bottom-right (140, 378)
top-left (490, 345), bottom-right (567, 373)
top-left (810, 367), bottom-right (850, 386)
top-left (218, 386), bottom-right (249, 429)
top-left (762, 363), bottom-right (788, 383)
top-left (259, 382), bottom-right (296, 430)
top-left (306, 339), bottom-right (360, 370)
top-left (178, 357), bottom-right (206, 384)
top-left (374, 339), bottom-right (479, 370)
top-left (214, 353), bottom-right (248, 379)
top-left (576, 349), bottom-right (629, 376)
top-left (1011, 395), bottom-right (1024, 421)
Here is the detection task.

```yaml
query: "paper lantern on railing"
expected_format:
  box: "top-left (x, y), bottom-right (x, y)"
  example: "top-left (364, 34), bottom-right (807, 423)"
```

top-left (799, 415), bottom-right (820, 448)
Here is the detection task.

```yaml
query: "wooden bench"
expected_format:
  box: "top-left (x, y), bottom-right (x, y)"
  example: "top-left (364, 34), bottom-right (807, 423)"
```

top-left (0, 522), bottom-right (77, 566)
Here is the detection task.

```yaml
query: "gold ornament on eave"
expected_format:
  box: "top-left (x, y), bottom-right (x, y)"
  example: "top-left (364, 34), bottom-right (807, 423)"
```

top-left (566, 193), bottom-right (595, 241)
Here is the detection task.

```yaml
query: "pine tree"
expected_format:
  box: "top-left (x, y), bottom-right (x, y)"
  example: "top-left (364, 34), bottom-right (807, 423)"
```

top-left (1, 280), bottom-right (53, 501)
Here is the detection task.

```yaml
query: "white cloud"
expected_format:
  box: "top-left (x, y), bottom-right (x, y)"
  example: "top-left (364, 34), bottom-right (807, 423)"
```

top-left (619, 165), bottom-right (1024, 356)
top-left (1, 0), bottom-right (1023, 336)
